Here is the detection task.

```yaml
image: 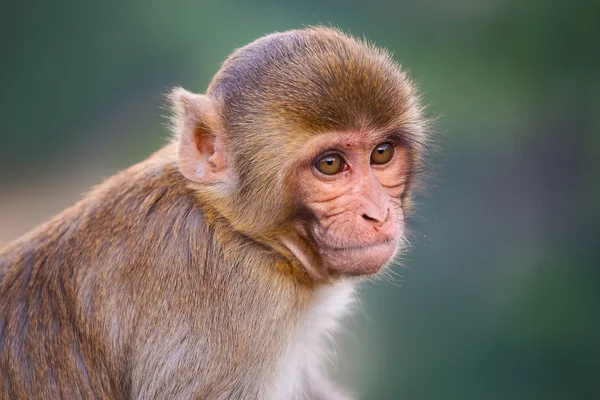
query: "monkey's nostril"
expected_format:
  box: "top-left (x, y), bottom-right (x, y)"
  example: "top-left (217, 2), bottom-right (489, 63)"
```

top-left (362, 208), bottom-right (390, 226)
top-left (362, 214), bottom-right (376, 222)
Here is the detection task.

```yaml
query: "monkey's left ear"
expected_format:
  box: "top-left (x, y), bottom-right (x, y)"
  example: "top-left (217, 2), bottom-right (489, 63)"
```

top-left (170, 87), bottom-right (229, 184)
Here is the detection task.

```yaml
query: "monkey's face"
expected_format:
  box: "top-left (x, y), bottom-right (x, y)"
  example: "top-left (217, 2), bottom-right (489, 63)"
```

top-left (171, 27), bottom-right (427, 281)
top-left (284, 130), bottom-right (411, 279)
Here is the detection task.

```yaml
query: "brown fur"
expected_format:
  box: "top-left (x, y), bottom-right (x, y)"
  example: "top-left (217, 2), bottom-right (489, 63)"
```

top-left (0, 27), bottom-right (428, 399)
top-left (1, 146), bottom-right (312, 398)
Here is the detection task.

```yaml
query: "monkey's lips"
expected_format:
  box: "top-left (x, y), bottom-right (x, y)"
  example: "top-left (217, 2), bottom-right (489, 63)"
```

top-left (325, 238), bottom-right (396, 252)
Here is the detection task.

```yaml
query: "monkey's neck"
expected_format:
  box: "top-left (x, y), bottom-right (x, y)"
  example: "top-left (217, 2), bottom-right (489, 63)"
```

top-left (198, 204), bottom-right (319, 287)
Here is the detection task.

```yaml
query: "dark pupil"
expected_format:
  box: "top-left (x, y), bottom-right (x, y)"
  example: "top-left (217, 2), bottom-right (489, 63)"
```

top-left (378, 147), bottom-right (385, 154)
top-left (326, 159), bottom-right (334, 165)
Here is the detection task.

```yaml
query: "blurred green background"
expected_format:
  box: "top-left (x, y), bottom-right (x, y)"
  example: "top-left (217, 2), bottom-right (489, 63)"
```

top-left (1, 1), bottom-right (599, 398)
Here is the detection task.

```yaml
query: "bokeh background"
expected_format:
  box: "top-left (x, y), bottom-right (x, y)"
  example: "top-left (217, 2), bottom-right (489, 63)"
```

top-left (1, 1), bottom-right (599, 398)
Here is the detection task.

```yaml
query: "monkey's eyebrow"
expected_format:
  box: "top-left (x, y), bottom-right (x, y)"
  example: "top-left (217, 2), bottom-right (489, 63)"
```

top-left (383, 130), bottom-right (410, 146)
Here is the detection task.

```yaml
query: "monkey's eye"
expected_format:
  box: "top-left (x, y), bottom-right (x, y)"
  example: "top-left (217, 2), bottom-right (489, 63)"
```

top-left (370, 143), bottom-right (394, 165)
top-left (316, 154), bottom-right (343, 175)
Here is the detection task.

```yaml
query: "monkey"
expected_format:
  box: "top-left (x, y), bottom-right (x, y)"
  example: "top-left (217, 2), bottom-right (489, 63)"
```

top-left (0, 27), bottom-right (429, 399)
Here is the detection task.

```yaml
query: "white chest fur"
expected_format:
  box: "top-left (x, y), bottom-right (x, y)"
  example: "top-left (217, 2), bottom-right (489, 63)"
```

top-left (272, 280), bottom-right (357, 399)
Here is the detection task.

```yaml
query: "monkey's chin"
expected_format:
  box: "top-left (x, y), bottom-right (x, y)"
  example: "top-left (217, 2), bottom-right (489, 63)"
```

top-left (322, 240), bottom-right (397, 277)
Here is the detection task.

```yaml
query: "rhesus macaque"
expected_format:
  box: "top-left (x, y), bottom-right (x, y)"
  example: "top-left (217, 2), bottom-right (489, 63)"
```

top-left (0, 27), bottom-right (429, 399)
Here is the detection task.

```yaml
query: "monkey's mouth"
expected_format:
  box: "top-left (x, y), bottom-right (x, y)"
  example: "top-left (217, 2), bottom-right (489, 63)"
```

top-left (309, 220), bottom-right (402, 258)
top-left (318, 238), bottom-right (398, 276)
top-left (324, 238), bottom-right (396, 253)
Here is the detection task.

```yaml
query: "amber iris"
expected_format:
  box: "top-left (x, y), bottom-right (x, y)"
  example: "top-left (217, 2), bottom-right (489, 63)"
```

top-left (371, 143), bottom-right (394, 165)
top-left (316, 154), bottom-right (343, 175)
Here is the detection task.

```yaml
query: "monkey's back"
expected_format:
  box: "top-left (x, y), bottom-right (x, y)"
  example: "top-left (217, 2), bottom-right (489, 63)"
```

top-left (0, 146), bottom-right (199, 398)
top-left (0, 194), bottom-right (130, 398)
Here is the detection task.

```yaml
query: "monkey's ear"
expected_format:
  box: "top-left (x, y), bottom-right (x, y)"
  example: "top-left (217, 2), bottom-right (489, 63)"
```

top-left (170, 87), bottom-right (229, 184)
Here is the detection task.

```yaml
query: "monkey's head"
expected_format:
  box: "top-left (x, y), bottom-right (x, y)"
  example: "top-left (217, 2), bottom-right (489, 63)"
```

top-left (171, 27), bottom-right (428, 282)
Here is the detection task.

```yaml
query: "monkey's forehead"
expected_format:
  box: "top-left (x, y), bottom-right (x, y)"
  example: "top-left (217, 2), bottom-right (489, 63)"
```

top-left (208, 27), bottom-right (419, 134)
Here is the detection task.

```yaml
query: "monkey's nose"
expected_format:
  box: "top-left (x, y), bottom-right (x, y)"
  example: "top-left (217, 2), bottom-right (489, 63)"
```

top-left (361, 207), bottom-right (389, 228)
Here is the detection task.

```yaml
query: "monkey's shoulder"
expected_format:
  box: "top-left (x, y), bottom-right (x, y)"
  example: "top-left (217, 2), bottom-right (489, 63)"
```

top-left (0, 146), bottom-right (206, 288)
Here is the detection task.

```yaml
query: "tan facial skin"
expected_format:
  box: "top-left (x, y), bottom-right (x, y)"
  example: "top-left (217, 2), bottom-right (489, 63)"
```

top-left (284, 131), bottom-right (409, 279)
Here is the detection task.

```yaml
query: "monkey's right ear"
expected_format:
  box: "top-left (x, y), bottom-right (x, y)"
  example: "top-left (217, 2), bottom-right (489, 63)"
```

top-left (170, 88), bottom-right (229, 184)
